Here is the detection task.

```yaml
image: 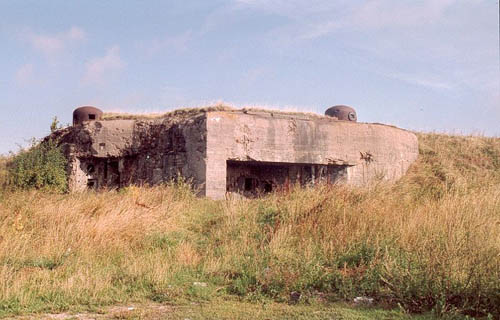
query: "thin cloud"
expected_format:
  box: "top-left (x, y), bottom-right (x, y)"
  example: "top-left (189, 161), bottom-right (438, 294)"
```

top-left (241, 67), bottom-right (268, 87)
top-left (235, 0), bottom-right (494, 96)
top-left (82, 46), bottom-right (125, 86)
top-left (26, 26), bottom-right (86, 58)
top-left (232, 0), bottom-right (458, 40)
top-left (14, 63), bottom-right (35, 86)
top-left (385, 72), bottom-right (453, 90)
top-left (144, 31), bottom-right (192, 57)
top-left (233, 0), bottom-right (347, 18)
top-left (299, 0), bottom-right (457, 39)
top-left (351, 0), bottom-right (456, 29)
top-left (67, 26), bottom-right (86, 41)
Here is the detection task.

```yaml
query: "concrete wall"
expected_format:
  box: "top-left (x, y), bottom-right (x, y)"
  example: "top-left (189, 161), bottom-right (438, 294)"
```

top-left (67, 156), bottom-right (88, 192)
top-left (87, 120), bottom-right (136, 157)
top-left (206, 111), bottom-right (418, 199)
top-left (177, 115), bottom-right (207, 195)
top-left (66, 116), bottom-right (207, 193)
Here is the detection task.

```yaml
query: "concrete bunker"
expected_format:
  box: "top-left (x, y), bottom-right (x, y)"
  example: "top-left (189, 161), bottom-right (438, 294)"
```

top-left (56, 105), bottom-right (419, 199)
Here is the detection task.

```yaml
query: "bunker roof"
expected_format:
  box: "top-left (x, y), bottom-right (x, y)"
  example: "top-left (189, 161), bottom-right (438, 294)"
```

top-left (101, 104), bottom-right (326, 121)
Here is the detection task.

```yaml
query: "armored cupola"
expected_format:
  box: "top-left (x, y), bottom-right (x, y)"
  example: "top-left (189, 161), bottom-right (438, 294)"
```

top-left (73, 106), bottom-right (103, 126)
top-left (325, 105), bottom-right (357, 122)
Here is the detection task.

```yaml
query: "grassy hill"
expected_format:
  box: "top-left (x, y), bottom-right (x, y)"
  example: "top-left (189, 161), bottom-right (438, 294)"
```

top-left (0, 133), bottom-right (499, 319)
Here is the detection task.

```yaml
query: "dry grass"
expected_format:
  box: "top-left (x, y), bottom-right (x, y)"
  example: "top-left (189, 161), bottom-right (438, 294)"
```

top-left (0, 133), bottom-right (499, 318)
top-left (101, 104), bottom-right (234, 120)
top-left (101, 103), bottom-right (325, 121)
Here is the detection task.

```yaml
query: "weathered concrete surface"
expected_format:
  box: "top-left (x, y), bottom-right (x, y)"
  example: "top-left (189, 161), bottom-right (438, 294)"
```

top-left (87, 120), bottom-right (135, 157)
top-left (63, 115), bottom-right (207, 194)
top-left (206, 110), bottom-right (418, 199)
top-left (57, 107), bottom-right (418, 199)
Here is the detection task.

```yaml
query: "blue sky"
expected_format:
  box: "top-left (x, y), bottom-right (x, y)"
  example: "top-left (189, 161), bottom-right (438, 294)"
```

top-left (0, 0), bottom-right (498, 154)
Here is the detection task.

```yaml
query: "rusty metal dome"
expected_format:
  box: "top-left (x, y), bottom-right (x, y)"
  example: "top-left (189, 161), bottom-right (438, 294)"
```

top-left (73, 106), bottom-right (103, 126)
top-left (325, 105), bottom-right (357, 122)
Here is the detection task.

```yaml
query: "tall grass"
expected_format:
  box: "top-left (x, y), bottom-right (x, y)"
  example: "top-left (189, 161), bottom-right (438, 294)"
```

top-left (0, 133), bottom-right (498, 318)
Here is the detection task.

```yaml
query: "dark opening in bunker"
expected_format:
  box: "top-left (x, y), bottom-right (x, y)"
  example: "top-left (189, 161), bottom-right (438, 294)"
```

top-left (79, 157), bottom-right (125, 191)
top-left (88, 114), bottom-right (96, 120)
top-left (244, 178), bottom-right (253, 191)
top-left (106, 160), bottom-right (120, 189)
top-left (226, 160), bottom-right (348, 196)
top-left (87, 179), bottom-right (97, 189)
top-left (109, 161), bottom-right (119, 171)
top-left (264, 182), bottom-right (273, 193)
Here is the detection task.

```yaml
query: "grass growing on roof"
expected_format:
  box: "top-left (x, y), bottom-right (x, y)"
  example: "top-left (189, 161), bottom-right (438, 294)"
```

top-left (101, 103), bottom-right (326, 121)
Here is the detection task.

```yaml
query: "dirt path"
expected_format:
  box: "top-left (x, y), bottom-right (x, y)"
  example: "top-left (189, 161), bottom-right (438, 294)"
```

top-left (8, 304), bottom-right (175, 320)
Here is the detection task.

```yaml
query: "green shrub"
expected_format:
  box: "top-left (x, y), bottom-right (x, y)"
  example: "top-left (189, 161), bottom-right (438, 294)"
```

top-left (7, 138), bottom-right (67, 193)
top-left (0, 156), bottom-right (8, 188)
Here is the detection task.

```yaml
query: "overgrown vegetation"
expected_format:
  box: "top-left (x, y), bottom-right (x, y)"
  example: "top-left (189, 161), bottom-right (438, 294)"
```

top-left (0, 133), bottom-right (498, 319)
top-left (4, 117), bottom-right (68, 193)
top-left (0, 155), bottom-right (9, 189)
top-left (5, 139), bottom-right (67, 193)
